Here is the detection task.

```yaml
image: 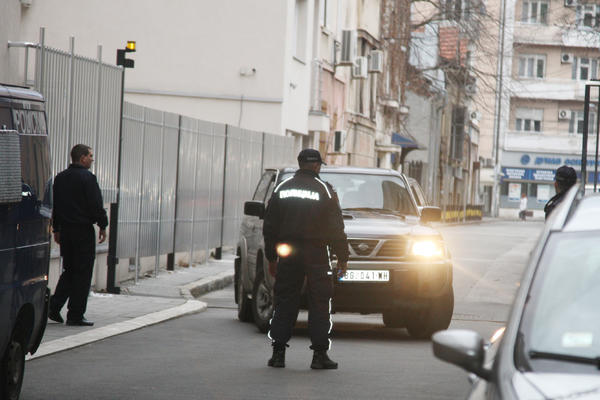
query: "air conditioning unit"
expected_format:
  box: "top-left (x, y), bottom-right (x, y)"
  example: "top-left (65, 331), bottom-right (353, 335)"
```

top-left (339, 30), bottom-right (357, 66)
top-left (368, 50), bottom-right (383, 73)
top-left (470, 111), bottom-right (481, 121)
top-left (333, 130), bottom-right (347, 153)
top-left (564, 0), bottom-right (577, 7)
top-left (558, 109), bottom-right (570, 120)
top-left (352, 56), bottom-right (368, 79)
top-left (561, 53), bottom-right (574, 63)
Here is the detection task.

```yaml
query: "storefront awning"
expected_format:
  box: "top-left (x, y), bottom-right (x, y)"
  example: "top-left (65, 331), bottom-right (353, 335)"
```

top-left (392, 133), bottom-right (421, 149)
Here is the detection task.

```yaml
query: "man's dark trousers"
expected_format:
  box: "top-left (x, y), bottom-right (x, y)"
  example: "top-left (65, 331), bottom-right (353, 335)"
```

top-left (50, 224), bottom-right (96, 321)
top-left (269, 243), bottom-right (333, 351)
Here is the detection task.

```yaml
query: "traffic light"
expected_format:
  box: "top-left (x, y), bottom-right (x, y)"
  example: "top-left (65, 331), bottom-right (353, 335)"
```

top-left (116, 41), bottom-right (136, 68)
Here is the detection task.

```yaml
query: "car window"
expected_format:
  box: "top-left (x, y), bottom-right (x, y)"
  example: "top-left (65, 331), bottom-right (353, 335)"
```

top-left (518, 231), bottom-right (600, 368)
top-left (253, 171), bottom-right (275, 202)
top-left (320, 172), bottom-right (418, 215)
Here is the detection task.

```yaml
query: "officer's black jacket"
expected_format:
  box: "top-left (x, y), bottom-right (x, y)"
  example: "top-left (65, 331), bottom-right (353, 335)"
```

top-left (52, 164), bottom-right (108, 232)
top-left (263, 169), bottom-right (349, 263)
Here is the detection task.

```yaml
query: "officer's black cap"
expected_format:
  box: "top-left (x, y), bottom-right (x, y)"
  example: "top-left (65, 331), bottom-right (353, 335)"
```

top-left (297, 148), bottom-right (326, 165)
top-left (555, 165), bottom-right (577, 185)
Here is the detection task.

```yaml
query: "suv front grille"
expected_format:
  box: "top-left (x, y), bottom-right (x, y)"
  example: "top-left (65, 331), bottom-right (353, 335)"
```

top-left (348, 239), bottom-right (379, 256)
top-left (377, 239), bottom-right (408, 258)
top-left (347, 238), bottom-right (408, 259)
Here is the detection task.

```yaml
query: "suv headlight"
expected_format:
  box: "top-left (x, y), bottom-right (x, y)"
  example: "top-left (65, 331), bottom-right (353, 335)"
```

top-left (410, 240), bottom-right (444, 257)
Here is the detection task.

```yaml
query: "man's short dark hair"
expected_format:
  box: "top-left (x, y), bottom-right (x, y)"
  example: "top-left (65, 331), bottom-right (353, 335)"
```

top-left (298, 161), bottom-right (320, 169)
top-left (71, 144), bottom-right (91, 163)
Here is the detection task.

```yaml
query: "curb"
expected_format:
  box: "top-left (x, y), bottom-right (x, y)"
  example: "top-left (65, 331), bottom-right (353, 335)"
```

top-left (180, 270), bottom-right (235, 300)
top-left (28, 299), bottom-right (207, 361)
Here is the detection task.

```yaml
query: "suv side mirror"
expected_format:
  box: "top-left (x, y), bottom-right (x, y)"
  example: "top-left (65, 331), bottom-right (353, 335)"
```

top-left (420, 206), bottom-right (441, 223)
top-left (244, 201), bottom-right (265, 219)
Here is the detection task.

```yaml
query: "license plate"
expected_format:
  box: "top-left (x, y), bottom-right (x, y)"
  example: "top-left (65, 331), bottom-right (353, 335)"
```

top-left (340, 270), bottom-right (389, 282)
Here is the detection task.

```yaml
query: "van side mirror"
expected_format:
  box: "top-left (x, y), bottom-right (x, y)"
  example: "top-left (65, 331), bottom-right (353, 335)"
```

top-left (420, 206), bottom-right (441, 223)
top-left (244, 201), bottom-right (265, 219)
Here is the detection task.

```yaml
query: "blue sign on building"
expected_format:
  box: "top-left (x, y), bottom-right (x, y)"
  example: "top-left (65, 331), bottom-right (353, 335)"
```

top-left (501, 167), bottom-right (555, 182)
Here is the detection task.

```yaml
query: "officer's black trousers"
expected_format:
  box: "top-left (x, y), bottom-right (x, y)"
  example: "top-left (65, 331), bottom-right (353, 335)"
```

top-left (50, 224), bottom-right (96, 321)
top-left (269, 244), bottom-right (333, 351)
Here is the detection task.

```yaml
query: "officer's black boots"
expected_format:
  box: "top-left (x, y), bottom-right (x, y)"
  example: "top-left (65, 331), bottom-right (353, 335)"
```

top-left (268, 347), bottom-right (286, 368)
top-left (310, 350), bottom-right (338, 369)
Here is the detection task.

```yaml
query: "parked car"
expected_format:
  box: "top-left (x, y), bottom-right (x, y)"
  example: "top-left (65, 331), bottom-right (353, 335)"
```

top-left (236, 166), bottom-right (454, 339)
top-left (432, 185), bottom-right (600, 399)
top-left (0, 84), bottom-right (52, 399)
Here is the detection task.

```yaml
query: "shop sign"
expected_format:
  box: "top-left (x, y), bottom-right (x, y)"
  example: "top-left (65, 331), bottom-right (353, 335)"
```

top-left (501, 167), bottom-right (555, 182)
top-left (508, 183), bottom-right (521, 201)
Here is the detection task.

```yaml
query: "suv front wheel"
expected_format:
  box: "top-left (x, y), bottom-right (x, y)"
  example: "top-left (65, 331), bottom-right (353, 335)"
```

top-left (405, 287), bottom-right (454, 339)
top-left (252, 272), bottom-right (273, 333)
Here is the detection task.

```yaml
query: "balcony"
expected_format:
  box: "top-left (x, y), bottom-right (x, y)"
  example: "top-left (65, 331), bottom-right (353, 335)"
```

top-left (513, 22), bottom-right (600, 48)
top-left (308, 59), bottom-right (330, 132)
top-left (504, 131), bottom-right (597, 155)
top-left (508, 79), bottom-right (587, 101)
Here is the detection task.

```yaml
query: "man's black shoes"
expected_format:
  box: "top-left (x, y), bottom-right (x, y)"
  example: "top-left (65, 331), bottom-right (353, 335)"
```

top-left (66, 318), bottom-right (94, 327)
top-left (310, 350), bottom-right (338, 369)
top-left (48, 309), bottom-right (64, 324)
top-left (268, 348), bottom-right (286, 368)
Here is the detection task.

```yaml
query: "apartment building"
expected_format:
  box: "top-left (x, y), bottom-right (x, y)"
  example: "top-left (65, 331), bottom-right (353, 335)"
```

top-left (494, 0), bottom-right (600, 217)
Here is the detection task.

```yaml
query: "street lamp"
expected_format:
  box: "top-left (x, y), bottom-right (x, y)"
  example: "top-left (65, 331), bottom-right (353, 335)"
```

top-left (106, 41), bottom-right (136, 294)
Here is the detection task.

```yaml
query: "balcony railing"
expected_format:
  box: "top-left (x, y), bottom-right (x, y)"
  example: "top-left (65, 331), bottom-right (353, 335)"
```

top-left (310, 59), bottom-right (324, 113)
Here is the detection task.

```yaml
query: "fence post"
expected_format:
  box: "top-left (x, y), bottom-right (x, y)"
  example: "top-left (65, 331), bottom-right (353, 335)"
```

top-left (189, 123), bottom-right (200, 266)
top-left (167, 115), bottom-right (182, 271)
top-left (155, 112), bottom-right (166, 276)
top-left (215, 125), bottom-right (229, 260)
top-left (134, 109), bottom-right (147, 283)
top-left (205, 124), bottom-right (215, 259)
top-left (36, 27), bottom-right (46, 94)
top-left (93, 45), bottom-right (102, 175)
top-left (66, 36), bottom-right (75, 166)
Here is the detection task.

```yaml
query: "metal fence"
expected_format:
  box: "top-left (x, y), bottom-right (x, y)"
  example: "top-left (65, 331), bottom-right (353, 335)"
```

top-left (118, 108), bottom-right (296, 266)
top-left (34, 30), bottom-right (122, 203)
top-left (14, 29), bottom-right (296, 280)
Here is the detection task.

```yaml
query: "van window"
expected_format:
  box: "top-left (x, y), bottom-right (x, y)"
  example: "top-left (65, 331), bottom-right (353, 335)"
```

top-left (20, 135), bottom-right (52, 207)
top-left (0, 107), bottom-right (11, 129)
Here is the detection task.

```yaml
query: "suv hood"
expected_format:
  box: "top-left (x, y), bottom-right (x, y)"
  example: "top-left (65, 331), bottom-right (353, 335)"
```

top-left (342, 210), bottom-right (440, 238)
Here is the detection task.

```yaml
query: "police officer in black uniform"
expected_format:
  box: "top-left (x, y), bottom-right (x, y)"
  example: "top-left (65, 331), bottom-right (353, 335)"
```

top-left (544, 165), bottom-right (577, 219)
top-left (49, 144), bottom-right (108, 326)
top-left (263, 149), bottom-right (348, 369)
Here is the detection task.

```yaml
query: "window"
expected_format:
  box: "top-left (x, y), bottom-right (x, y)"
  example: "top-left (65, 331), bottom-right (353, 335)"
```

top-left (443, 0), bottom-right (463, 21)
top-left (515, 108), bottom-right (543, 133)
top-left (576, 4), bottom-right (600, 28)
top-left (569, 111), bottom-right (597, 134)
top-left (293, 0), bottom-right (308, 61)
top-left (572, 57), bottom-right (598, 81)
top-left (521, 1), bottom-right (548, 24)
top-left (518, 55), bottom-right (545, 79)
top-left (319, 0), bottom-right (328, 28)
top-left (252, 172), bottom-right (276, 202)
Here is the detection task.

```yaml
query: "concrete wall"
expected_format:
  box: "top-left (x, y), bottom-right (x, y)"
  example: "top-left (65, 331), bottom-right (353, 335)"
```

top-left (17, 0), bottom-right (291, 135)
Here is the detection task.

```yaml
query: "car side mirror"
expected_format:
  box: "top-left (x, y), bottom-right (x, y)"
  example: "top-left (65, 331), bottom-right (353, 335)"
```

top-left (432, 330), bottom-right (492, 381)
top-left (244, 201), bottom-right (265, 219)
top-left (420, 206), bottom-right (441, 223)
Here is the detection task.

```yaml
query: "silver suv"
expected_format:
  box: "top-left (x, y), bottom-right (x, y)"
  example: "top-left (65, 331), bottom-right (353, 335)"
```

top-left (235, 166), bottom-right (454, 339)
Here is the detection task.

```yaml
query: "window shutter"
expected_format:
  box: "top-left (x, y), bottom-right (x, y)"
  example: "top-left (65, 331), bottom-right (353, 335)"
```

top-left (522, 1), bottom-right (528, 22)
top-left (572, 56), bottom-right (578, 80)
top-left (569, 111), bottom-right (575, 133)
top-left (593, 59), bottom-right (598, 79)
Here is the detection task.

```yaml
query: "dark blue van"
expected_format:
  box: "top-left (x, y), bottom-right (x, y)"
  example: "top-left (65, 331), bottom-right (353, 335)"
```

top-left (0, 84), bottom-right (51, 399)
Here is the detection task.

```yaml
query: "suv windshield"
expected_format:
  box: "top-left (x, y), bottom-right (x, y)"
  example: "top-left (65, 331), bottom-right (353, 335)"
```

top-left (518, 231), bottom-right (600, 368)
top-left (320, 172), bottom-right (417, 216)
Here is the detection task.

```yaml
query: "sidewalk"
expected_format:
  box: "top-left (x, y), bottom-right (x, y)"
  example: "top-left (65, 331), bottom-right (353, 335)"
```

top-left (29, 253), bottom-right (235, 360)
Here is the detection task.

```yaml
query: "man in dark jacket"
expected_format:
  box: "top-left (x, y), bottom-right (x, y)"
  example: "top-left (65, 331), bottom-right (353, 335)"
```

top-left (544, 165), bottom-right (577, 219)
top-left (263, 149), bottom-right (348, 370)
top-left (49, 144), bottom-right (108, 326)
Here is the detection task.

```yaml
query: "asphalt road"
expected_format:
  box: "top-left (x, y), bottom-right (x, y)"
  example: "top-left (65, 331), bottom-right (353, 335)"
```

top-left (20, 220), bottom-right (544, 400)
